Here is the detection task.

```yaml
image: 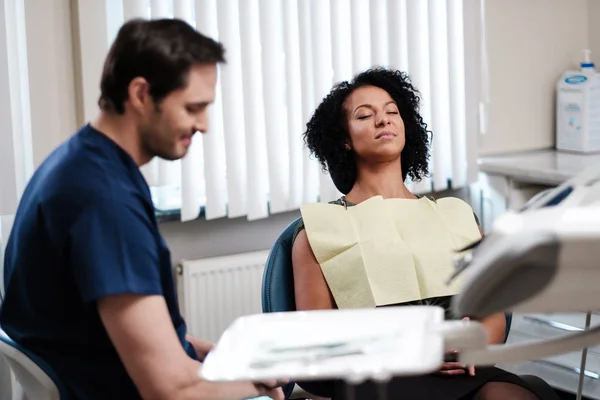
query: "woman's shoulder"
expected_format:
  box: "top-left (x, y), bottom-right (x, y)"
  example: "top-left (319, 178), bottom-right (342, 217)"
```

top-left (292, 197), bottom-right (347, 243)
top-left (433, 196), bottom-right (480, 226)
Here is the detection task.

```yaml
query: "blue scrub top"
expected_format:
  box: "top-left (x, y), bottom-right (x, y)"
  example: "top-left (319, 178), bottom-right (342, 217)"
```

top-left (0, 124), bottom-right (198, 399)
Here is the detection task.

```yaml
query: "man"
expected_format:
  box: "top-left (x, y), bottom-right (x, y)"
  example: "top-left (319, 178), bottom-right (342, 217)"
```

top-left (0, 18), bottom-right (283, 400)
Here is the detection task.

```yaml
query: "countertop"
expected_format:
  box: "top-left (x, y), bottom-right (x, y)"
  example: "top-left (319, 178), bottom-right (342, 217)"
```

top-left (478, 149), bottom-right (600, 185)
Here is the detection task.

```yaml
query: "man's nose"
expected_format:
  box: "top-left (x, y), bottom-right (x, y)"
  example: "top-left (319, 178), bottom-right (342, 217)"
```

top-left (194, 112), bottom-right (208, 134)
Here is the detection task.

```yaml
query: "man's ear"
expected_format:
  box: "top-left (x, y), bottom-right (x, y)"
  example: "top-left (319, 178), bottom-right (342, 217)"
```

top-left (127, 77), bottom-right (151, 113)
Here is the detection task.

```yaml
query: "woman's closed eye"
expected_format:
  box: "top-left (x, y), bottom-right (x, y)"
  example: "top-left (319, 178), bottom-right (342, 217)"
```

top-left (357, 111), bottom-right (397, 119)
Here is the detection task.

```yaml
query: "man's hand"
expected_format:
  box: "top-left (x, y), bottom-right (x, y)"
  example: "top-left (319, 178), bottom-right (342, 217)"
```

top-left (193, 380), bottom-right (285, 400)
top-left (186, 335), bottom-right (215, 362)
top-left (253, 382), bottom-right (285, 400)
top-left (194, 369), bottom-right (288, 400)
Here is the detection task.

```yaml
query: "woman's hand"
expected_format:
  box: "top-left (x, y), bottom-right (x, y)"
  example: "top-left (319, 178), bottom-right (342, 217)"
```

top-left (438, 351), bottom-right (475, 376)
top-left (438, 318), bottom-right (476, 376)
top-left (461, 317), bottom-right (476, 376)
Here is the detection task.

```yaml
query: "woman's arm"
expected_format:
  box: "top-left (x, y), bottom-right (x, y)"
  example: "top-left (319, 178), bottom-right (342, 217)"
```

top-left (291, 229), bottom-right (336, 310)
top-left (447, 313), bottom-right (506, 377)
top-left (480, 312), bottom-right (508, 345)
top-left (474, 221), bottom-right (507, 345)
top-left (291, 230), bottom-right (338, 399)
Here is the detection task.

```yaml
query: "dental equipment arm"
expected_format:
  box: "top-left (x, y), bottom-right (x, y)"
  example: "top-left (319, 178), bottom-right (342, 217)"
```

top-left (449, 163), bottom-right (600, 366)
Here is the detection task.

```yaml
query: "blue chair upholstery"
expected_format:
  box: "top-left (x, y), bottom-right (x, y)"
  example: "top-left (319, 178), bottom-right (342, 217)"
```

top-left (504, 312), bottom-right (513, 343)
top-left (0, 327), bottom-right (67, 400)
top-left (262, 218), bottom-right (300, 399)
top-left (262, 218), bottom-right (300, 314)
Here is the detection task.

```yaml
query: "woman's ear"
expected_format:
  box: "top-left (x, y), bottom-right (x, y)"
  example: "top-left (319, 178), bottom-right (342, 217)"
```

top-left (344, 142), bottom-right (351, 151)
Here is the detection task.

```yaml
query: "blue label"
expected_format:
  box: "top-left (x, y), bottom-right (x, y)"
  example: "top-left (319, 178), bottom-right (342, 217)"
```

top-left (565, 75), bottom-right (588, 84)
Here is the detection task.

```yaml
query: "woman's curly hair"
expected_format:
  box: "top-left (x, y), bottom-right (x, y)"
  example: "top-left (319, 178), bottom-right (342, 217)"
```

top-left (304, 67), bottom-right (431, 194)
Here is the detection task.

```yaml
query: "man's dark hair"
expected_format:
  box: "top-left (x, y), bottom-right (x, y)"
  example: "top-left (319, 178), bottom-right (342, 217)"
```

top-left (304, 67), bottom-right (431, 194)
top-left (98, 18), bottom-right (226, 114)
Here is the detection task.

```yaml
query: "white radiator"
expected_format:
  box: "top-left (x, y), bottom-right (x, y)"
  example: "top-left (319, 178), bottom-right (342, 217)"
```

top-left (175, 250), bottom-right (270, 343)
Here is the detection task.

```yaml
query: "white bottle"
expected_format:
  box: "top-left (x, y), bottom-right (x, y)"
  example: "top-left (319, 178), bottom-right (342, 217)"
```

top-left (556, 49), bottom-right (600, 153)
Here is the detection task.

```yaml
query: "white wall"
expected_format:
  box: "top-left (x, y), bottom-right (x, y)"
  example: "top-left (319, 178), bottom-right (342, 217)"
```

top-left (589, 0), bottom-right (600, 66)
top-left (24, 0), bottom-right (78, 166)
top-left (480, 0), bottom-right (589, 155)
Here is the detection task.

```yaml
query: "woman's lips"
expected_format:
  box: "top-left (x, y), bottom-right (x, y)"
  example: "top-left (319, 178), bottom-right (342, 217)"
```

top-left (376, 131), bottom-right (396, 139)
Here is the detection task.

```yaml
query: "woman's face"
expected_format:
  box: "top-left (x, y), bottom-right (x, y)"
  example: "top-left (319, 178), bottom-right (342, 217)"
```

top-left (343, 85), bottom-right (405, 164)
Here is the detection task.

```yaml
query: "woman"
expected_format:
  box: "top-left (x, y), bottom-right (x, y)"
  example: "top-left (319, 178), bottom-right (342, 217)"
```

top-left (291, 68), bottom-right (555, 400)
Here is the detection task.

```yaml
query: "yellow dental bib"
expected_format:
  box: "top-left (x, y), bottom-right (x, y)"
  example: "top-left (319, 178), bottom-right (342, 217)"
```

top-left (300, 196), bottom-right (481, 309)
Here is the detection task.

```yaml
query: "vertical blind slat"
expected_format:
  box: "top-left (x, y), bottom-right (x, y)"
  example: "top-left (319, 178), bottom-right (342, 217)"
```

top-left (176, 0), bottom-right (204, 221)
top-left (350, 0), bottom-right (372, 74)
top-left (150, 0), bottom-right (181, 197)
top-left (310, 0), bottom-right (338, 203)
top-left (298, 0), bottom-right (319, 204)
top-left (194, 0), bottom-right (228, 220)
top-left (123, 0), bottom-right (149, 20)
top-left (448, 0), bottom-right (469, 188)
top-left (387, 0), bottom-right (409, 73)
top-left (330, 0), bottom-right (353, 83)
top-left (428, 0), bottom-right (453, 192)
top-left (259, 0), bottom-right (290, 214)
top-left (406, 0), bottom-right (433, 194)
top-left (240, 0), bottom-right (268, 220)
top-left (283, 0), bottom-right (304, 210)
top-left (369, 0), bottom-right (389, 67)
top-left (216, 0), bottom-right (247, 218)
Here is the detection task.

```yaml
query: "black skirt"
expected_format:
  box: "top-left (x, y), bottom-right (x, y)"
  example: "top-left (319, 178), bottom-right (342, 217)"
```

top-left (330, 366), bottom-right (536, 399)
top-left (298, 296), bottom-right (540, 400)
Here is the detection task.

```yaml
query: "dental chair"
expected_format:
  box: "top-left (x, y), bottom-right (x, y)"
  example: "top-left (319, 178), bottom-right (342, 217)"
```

top-left (261, 217), bottom-right (555, 399)
top-left (261, 217), bottom-right (307, 399)
top-left (261, 217), bottom-right (300, 316)
top-left (0, 327), bottom-right (66, 400)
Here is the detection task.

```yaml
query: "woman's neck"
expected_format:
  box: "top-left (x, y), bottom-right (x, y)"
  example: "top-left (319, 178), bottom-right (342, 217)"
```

top-left (345, 161), bottom-right (417, 204)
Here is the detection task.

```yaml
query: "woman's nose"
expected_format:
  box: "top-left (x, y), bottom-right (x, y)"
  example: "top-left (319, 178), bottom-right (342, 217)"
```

top-left (376, 112), bottom-right (389, 126)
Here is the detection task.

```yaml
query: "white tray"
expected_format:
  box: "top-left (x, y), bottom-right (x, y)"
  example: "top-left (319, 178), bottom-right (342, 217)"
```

top-left (200, 306), bottom-right (448, 382)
